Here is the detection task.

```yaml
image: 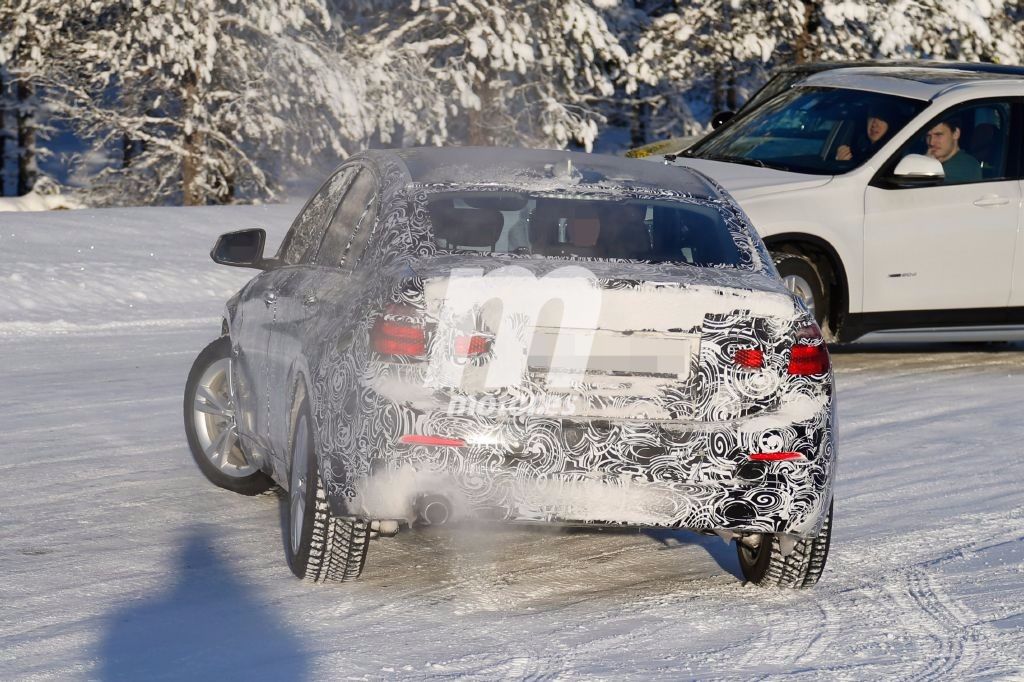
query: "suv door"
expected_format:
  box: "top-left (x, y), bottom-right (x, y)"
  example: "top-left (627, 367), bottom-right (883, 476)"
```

top-left (234, 167), bottom-right (354, 471)
top-left (265, 166), bottom-right (380, 462)
top-left (863, 99), bottom-right (1023, 319)
top-left (1008, 106), bottom-right (1024, 312)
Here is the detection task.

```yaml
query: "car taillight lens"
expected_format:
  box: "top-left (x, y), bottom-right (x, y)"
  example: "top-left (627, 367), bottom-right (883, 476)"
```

top-left (733, 348), bottom-right (764, 369)
top-left (787, 325), bottom-right (830, 375)
top-left (372, 305), bottom-right (426, 357)
top-left (455, 334), bottom-right (490, 357)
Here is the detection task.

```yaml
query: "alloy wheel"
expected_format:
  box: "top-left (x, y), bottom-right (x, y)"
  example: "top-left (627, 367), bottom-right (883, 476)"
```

top-left (289, 413), bottom-right (311, 556)
top-left (191, 357), bottom-right (256, 478)
top-left (782, 273), bottom-right (817, 319)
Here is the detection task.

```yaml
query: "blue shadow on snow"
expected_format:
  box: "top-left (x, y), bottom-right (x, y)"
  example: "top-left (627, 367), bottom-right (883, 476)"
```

top-left (96, 524), bottom-right (309, 680)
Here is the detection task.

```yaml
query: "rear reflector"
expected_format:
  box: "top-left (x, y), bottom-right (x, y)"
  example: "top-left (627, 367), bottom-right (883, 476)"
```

top-left (787, 344), bottom-right (830, 375)
top-left (733, 348), bottom-right (764, 369)
top-left (399, 435), bottom-right (467, 447)
top-left (749, 452), bottom-right (804, 461)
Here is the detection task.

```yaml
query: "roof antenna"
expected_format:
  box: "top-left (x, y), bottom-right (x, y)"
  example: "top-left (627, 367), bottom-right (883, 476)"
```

top-left (550, 157), bottom-right (580, 183)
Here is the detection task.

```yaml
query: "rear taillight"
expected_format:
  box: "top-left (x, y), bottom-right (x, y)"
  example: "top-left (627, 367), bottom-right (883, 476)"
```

top-left (372, 305), bottom-right (426, 357)
top-left (732, 348), bottom-right (764, 369)
top-left (787, 325), bottom-right (830, 375)
top-left (454, 334), bottom-right (491, 358)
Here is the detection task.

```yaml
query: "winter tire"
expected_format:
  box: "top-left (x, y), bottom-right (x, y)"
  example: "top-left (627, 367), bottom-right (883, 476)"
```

top-left (285, 393), bottom-right (370, 583)
top-left (736, 501), bottom-right (833, 588)
top-left (184, 336), bottom-right (274, 495)
top-left (774, 253), bottom-right (828, 331)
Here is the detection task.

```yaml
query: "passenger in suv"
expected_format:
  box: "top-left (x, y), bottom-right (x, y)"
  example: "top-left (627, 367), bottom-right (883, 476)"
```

top-left (835, 106), bottom-right (894, 162)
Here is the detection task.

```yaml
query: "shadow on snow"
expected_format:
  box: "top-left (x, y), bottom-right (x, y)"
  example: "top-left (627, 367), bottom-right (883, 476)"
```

top-left (96, 524), bottom-right (309, 681)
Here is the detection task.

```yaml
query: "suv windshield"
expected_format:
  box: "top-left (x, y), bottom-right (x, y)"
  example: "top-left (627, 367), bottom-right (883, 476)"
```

top-left (425, 192), bottom-right (747, 268)
top-left (687, 87), bottom-right (926, 175)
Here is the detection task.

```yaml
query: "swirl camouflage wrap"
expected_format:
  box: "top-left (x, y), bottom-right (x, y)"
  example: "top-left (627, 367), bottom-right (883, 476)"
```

top-left (228, 148), bottom-right (834, 541)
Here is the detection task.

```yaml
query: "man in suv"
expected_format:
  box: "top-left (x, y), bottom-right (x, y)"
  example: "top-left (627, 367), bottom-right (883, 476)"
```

top-left (926, 117), bottom-right (982, 183)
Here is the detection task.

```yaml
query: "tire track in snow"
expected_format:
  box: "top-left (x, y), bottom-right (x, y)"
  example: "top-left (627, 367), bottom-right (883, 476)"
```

top-left (900, 568), bottom-right (970, 682)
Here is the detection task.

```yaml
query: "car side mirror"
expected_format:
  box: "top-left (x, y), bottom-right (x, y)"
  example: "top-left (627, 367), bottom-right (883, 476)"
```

top-left (889, 154), bottom-right (945, 187)
top-left (711, 110), bottom-right (735, 129)
top-left (211, 228), bottom-right (269, 269)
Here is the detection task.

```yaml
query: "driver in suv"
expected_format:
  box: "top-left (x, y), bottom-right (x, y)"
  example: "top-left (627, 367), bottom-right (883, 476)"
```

top-left (925, 117), bottom-right (982, 183)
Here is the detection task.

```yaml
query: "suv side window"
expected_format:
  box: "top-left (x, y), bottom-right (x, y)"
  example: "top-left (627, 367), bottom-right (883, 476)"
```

top-left (315, 168), bottom-right (379, 270)
top-left (277, 168), bottom-right (354, 265)
top-left (882, 100), bottom-right (1016, 186)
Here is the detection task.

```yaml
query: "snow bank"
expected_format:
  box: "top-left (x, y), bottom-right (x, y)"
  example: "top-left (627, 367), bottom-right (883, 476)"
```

top-left (0, 191), bottom-right (82, 212)
top-left (0, 203), bottom-right (295, 333)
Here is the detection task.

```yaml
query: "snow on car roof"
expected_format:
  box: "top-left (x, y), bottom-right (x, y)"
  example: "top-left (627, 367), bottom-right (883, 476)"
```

top-left (800, 66), bottom-right (1024, 100)
top-left (391, 147), bottom-right (718, 198)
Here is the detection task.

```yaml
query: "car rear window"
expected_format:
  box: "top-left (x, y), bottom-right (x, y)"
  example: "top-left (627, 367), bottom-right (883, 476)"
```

top-left (425, 192), bottom-right (746, 268)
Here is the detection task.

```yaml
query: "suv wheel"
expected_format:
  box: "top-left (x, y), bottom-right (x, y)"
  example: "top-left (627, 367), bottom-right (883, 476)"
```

top-left (774, 253), bottom-right (829, 333)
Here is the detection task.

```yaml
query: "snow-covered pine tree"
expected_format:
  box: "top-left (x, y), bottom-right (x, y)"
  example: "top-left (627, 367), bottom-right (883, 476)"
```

top-left (372, 0), bottom-right (630, 151)
top-left (869, 0), bottom-right (1022, 64)
top-left (0, 1), bottom-right (74, 196)
top-left (633, 0), bottom-right (806, 137)
top-left (56, 0), bottom-right (448, 205)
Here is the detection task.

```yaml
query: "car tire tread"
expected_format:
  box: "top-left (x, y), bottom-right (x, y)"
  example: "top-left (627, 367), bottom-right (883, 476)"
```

top-left (738, 501), bottom-right (833, 588)
top-left (287, 396), bottom-right (370, 583)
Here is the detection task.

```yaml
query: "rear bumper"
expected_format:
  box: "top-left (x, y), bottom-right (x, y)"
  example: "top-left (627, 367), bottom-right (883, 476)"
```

top-left (338, 405), bottom-right (835, 538)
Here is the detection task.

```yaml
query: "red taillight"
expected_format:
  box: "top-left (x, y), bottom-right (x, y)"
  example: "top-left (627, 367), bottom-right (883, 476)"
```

top-left (455, 334), bottom-right (490, 357)
top-left (733, 348), bottom-right (764, 369)
top-left (787, 324), bottom-right (830, 375)
top-left (787, 344), bottom-right (830, 375)
top-left (399, 435), bottom-right (466, 447)
top-left (749, 451), bottom-right (804, 462)
top-left (372, 306), bottom-right (426, 357)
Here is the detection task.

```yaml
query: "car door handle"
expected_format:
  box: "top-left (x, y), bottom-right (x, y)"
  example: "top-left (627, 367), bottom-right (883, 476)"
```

top-left (263, 291), bottom-right (277, 307)
top-left (973, 194), bottom-right (1010, 207)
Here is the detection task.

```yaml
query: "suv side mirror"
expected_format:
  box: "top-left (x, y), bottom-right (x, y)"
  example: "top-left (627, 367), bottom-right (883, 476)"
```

top-left (211, 228), bottom-right (268, 269)
top-left (711, 110), bottom-right (736, 129)
top-left (889, 154), bottom-right (945, 187)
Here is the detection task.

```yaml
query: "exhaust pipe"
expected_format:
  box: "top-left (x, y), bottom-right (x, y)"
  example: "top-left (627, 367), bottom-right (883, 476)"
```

top-left (416, 495), bottom-right (451, 526)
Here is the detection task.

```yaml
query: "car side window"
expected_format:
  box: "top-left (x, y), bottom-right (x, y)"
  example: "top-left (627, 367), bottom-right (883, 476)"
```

top-left (885, 100), bottom-right (1014, 187)
top-left (277, 168), bottom-right (354, 265)
top-left (315, 168), bottom-right (379, 270)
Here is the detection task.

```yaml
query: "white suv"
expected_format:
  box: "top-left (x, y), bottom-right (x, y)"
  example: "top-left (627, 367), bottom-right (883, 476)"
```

top-left (672, 66), bottom-right (1024, 343)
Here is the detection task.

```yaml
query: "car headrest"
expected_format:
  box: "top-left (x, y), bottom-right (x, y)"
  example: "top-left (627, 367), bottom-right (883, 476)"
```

top-left (567, 217), bottom-right (601, 247)
top-left (529, 201), bottom-right (562, 247)
top-left (429, 199), bottom-right (503, 248)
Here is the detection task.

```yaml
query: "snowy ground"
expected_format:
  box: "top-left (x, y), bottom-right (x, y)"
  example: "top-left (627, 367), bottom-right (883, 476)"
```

top-left (1, 205), bottom-right (1023, 680)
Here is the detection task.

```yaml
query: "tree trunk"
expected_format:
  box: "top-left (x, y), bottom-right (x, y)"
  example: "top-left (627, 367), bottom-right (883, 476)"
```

top-left (630, 99), bottom-right (649, 148)
top-left (726, 74), bottom-right (739, 111)
top-left (0, 69), bottom-right (8, 196)
top-left (122, 133), bottom-right (135, 168)
top-left (793, 1), bottom-right (820, 64)
top-left (466, 81), bottom-right (493, 146)
top-left (181, 72), bottom-right (203, 205)
top-left (16, 79), bottom-right (36, 196)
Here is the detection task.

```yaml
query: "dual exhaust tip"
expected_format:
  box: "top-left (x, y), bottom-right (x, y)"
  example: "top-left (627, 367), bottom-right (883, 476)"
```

top-left (415, 494), bottom-right (451, 526)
